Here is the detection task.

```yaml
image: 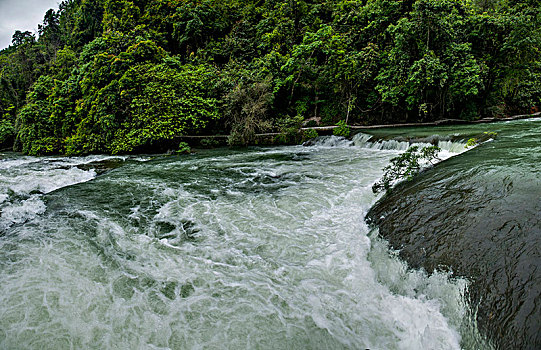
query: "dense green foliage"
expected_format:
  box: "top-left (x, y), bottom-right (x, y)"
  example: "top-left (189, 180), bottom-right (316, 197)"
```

top-left (333, 120), bottom-right (351, 137)
top-left (1, 0), bottom-right (539, 154)
top-left (372, 145), bottom-right (441, 194)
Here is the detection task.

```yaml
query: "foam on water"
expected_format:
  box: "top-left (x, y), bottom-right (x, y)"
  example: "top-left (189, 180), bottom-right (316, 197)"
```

top-left (352, 133), bottom-right (468, 155)
top-left (0, 195), bottom-right (47, 229)
top-left (0, 154), bottom-right (139, 231)
top-left (0, 145), bottom-right (488, 349)
top-left (308, 135), bottom-right (354, 148)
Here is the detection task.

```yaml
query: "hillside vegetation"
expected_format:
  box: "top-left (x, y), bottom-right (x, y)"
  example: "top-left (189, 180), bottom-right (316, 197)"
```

top-left (0, 0), bottom-right (539, 154)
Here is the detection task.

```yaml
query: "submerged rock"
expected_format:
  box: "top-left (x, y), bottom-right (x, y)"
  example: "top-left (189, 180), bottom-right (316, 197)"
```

top-left (76, 158), bottom-right (126, 175)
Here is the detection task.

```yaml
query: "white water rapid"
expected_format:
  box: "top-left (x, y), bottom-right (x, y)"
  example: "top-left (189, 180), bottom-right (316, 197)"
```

top-left (0, 138), bottom-right (489, 349)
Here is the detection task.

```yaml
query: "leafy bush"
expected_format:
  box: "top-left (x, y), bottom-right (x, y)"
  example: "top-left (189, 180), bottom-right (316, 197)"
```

top-left (226, 78), bottom-right (273, 146)
top-left (274, 115), bottom-right (303, 144)
top-left (372, 145), bottom-right (441, 194)
top-left (29, 137), bottom-right (61, 155)
top-left (302, 128), bottom-right (318, 141)
top-left (333, 120), bottom-right (350, 137)
top-left (0, 119), bottom-right (14, 146)
top-left (110, 62), bottom-right (219, 153)
top-left (465, 138), bottom-right (478, 148)
top-left (200, 138), bottom-right (219, 148)
top-left (176, 142), bottom-right (191, 154)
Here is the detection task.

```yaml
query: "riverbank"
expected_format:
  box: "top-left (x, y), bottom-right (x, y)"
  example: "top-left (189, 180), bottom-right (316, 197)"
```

top-left (3, 112), bottom-right (539, 155)
top-left (175, 112), bottom-right (541, 149)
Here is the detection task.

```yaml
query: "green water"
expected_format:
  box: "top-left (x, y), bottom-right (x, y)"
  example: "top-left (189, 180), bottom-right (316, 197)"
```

top-left (367, 118), bottom-right (541, 349)
top-left (2, 118), bottom-right (538, 349)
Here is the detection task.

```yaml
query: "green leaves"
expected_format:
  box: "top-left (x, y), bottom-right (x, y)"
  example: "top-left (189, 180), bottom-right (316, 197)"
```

top-left (14, 31), bottom-right (219, 155)
top-left (224, 74), bottom-right (273, 146)
top-left (372, 145), bottom-right (441, 194)
top-left (0, 119), bottom-right (14, 146)
top-left (3, 0), bottom-right (539, 154)
top-left (333, 120), bottom-right (351, 137)
top-left (110, 62), bottom-right (219, 153)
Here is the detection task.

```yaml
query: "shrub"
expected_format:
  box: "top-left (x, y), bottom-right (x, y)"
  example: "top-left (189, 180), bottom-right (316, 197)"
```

top-left (302, 128), bottom-right (318, 141)
top-left (333, 120), bottom-right (350, 137)
top-left (176, 142), bottom-right (191, 154)
top-left (372, 145), bottom-right (441, 194)
top-left (465, 137), bottom-right (478, 148)
top-left (30, 137), bottom-right (62, 155)
top-left (0, 119), bottom-right (14, 146)
top-left (225, 78), bottom-right (273, 146)
top-left (273, 115), bottom-right (304, 144)
top-left (200, 138), bottom-right (219, 148)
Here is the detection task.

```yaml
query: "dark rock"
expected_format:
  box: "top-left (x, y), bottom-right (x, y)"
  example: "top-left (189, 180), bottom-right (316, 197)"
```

top-left (366, 145), bottom-right (541, 350)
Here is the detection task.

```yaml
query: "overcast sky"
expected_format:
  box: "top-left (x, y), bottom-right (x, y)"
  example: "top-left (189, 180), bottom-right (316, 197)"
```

top-left (0, 0), bottom-right (60, 50)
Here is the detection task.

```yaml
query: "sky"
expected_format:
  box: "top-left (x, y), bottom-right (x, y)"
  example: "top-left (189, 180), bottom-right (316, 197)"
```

top-left (0, 0), bottom-right (60, 50)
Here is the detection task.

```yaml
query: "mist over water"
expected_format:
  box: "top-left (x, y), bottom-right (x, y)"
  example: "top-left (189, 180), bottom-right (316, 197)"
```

top-left (0, 131), bottom-right (494, 349)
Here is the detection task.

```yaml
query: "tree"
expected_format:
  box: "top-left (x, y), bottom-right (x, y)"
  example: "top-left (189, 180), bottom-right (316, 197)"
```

top-left (108, 61), bottom-right (219, 153)
top-left (38, 9), bottom-right (62, 57)
top-left (224, 76), bottom-right (273, 146)
top-left (2, 0), bottom-right (540, 155)
top-left (12, 31), bottom-right (35, 47)
top-left (372, 145), bottom-right (441, 194)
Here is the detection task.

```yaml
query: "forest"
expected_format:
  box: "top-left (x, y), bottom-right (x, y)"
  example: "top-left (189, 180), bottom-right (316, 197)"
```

top-left (0, 0), bottom-right (539, 155)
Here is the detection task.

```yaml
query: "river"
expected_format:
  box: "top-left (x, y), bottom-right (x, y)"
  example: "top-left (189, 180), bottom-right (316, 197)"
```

top-left (1, 119), bottom-right (537, 349)
top-left (367, 118), bottom-right (541, 349)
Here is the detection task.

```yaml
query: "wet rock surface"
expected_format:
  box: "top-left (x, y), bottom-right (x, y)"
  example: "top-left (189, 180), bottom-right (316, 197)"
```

top-left (366, 142), bottom-right (541, 349)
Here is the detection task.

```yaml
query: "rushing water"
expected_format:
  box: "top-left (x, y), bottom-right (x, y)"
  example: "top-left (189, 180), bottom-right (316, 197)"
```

top-left (366, 118), bottom-right (541, 349)
top-left (0, 124), bottom-right (510, 349)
